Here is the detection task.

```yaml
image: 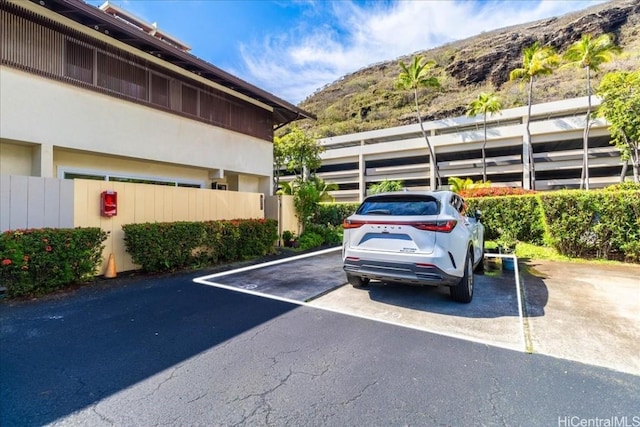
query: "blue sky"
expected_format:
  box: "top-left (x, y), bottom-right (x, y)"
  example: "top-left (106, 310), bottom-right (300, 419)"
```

top-left (86, 0), bottom-right (605, 104)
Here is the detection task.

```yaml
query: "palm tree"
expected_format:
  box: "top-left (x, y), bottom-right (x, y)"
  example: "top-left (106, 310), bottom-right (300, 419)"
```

top-left (563, 33), bottom-right (621, 190)
top-left (276, 180), bottom-right (296, 196)
top-left (447, 177), bottom-right (491, 194)
top-left (277, 176), bottom-right (337, 202)
top-left (368, 179), bottom-right (404, 195)
top-left (396, 55), bottom-right (441, 189)
top-left (466, 92), bottom-right (502, 183)
top-left (509, 42), bottom-right (559, 190)
top-left (311, 176), bottom-right (339, 203)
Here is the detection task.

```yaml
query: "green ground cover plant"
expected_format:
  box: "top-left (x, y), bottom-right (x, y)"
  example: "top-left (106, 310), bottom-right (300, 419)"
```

top-left (0, 227), bottom-right (108, 297)
top-left (282, 202), bottom-right (359, 251)
top-left (302, 223), bottom-right (343, 246)
top-left (297, 232), bottom-right (324, 251)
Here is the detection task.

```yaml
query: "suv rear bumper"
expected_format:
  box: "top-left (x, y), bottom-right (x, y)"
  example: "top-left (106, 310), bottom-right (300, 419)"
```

top-left (343, 258), bottom-right (461, 287)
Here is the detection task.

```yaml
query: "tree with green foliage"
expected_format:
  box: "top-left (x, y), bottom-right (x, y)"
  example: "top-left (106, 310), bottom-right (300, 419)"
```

top-left (396, 55), bottom-right (441, 189)
top-left (509, 42), bottom-right (559, 190)
top-left (596, 70), bottom-right (640, 183)
top-left (273, 134), bottom-right (286, 194)
top-left (563, 33), bottom-right (621, 190)
top-left (292, 176), bottom-right (337, 229)
top-left (368, 179), bottom-right (404, 195)
top-left (273, 127), bottom-right (337, 230)
top-left (293, 179), bottom-right (321, 230)
top-left (273, 126), bottom-right (324, 193)
top-left (466, 92), bottom-right (502, 183)
top-left (282, 176), bottom-right (338, 232)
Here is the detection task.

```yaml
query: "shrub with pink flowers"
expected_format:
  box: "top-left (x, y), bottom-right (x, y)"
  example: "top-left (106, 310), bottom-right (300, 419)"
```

top-left (0, 228), bottom-right (107, 297)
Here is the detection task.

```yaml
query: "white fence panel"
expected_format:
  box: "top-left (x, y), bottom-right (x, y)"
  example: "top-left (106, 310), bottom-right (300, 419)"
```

top-left (0, 175), bottom-right (74, 231)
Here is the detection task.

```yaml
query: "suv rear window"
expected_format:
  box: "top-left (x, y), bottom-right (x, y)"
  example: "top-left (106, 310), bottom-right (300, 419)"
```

top-left (356, 195), bottom-right (440, 216)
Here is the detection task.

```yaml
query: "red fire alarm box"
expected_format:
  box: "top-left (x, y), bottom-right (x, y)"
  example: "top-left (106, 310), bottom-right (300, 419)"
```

top-left (100, 191), bottom-right (117, 217)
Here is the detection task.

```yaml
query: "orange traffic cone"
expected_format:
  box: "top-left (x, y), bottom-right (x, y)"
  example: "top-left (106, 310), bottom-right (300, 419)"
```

top-left (105, 253), bottom-right (117, 278)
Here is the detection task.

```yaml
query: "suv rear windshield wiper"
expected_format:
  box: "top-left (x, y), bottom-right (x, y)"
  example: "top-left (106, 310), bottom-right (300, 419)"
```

top-left (364, 209), bottom-right (391, 215)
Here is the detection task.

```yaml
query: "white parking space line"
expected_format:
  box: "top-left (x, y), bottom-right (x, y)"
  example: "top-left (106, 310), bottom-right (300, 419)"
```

top-left (194, 246), bottom-right (341, 282)
top-left (193, 249), bottom-right (527, 353)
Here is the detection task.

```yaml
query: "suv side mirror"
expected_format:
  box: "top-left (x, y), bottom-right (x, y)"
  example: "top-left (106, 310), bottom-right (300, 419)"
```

top-left (475, 210), bottom-right (482, 221)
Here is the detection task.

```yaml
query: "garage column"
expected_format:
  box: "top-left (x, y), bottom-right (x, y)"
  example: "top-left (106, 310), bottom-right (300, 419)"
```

top-left (430, 129), bottom-right (438, 190)
top-left (359, 140), bottom-right (366, 202)
top-left (31, 143), bottom-right (54, 177)
top-left (521, 118), bottom-right (532, 190)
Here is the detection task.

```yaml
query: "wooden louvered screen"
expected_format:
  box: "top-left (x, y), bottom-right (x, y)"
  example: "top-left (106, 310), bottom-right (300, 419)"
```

top-left (0, 1), bottom-right (274, 141)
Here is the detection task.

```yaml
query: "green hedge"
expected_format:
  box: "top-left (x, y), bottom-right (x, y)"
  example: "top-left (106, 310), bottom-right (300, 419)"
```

top-left (312, 191), bottom-right (640, 261)
top-left (313, 202), bottom-right (360, 226)
top-left (465, 195), bottom-right (546, 244)
top-left (540, 190), bottom-right (640, 260)
top-left (122, 218), bottom-right (278, 273)
top-left (465, 190), bottom-right (640, 262)
top-left (0, 227), bottom-right (108, 297)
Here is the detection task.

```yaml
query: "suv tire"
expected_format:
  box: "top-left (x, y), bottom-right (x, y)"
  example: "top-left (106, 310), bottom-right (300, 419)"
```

top-left (451, 251), bottom-right (474, 303)
top-left (347, 274), bottom-right (370, 288)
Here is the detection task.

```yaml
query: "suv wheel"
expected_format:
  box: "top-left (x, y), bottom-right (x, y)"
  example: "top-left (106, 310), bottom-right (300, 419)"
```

top-left (451, 251), bottom-right (474, 303)
top-left (347, 274), bottom-right (370, 288)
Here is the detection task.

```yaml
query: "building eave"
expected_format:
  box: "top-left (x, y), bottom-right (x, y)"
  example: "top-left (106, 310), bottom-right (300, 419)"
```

top-left (29, 0), bottom-right (316, 128)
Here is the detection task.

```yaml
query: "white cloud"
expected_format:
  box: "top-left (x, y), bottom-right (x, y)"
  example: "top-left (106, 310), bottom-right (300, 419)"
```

top-left (237, 0), bottom-right (605, 104)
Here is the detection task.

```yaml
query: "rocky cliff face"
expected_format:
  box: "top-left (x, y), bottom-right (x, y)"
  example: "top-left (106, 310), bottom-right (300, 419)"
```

top-left (445, 0), bottom-right (639, 88)
top-left (296, 0), bottom-right (640, 138)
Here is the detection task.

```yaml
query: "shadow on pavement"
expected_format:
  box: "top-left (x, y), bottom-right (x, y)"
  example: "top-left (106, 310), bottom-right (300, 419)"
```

top-left (205, 250), bottom-right (347, 302)
top-left (0, 273), bottom-right (297, 427)
top-left (360, 259), bottom-right (549, 319)
top-left (517, 258), bottom-right (550, 318)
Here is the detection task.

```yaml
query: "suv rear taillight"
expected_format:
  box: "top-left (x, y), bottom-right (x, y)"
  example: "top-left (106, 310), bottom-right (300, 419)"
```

top-left (343, 219), bottom-right (456, 232)
top-left (343, 219), bottom-right (365, 229)
top-left (412, 220), bottom-right (457, 233)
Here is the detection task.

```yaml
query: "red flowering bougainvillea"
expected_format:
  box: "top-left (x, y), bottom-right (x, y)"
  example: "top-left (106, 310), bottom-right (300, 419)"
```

top-left (459, 187), bottom-right (536, 198)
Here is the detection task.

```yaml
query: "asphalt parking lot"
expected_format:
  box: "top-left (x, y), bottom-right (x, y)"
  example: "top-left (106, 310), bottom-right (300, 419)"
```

top-left (2, 248), bottom-right (638, 426)
top-left (195, 247), bottom-right (640, 376)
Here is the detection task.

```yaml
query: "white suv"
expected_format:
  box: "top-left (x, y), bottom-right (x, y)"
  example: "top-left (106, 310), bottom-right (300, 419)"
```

top-left (342, 191), bottom-right (484, 303)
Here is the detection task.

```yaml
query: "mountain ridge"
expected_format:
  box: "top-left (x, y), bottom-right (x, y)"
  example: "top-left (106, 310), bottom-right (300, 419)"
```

top-left (295, 0), bottom-right (640, 138)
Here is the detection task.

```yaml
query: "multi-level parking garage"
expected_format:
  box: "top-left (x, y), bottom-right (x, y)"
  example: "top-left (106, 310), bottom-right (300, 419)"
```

top-left (291, 96), bottom-right (625, 202)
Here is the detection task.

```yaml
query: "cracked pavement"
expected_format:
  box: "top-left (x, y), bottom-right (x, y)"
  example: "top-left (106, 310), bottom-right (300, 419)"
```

top-left (1, 260), bottom-right (639, 426)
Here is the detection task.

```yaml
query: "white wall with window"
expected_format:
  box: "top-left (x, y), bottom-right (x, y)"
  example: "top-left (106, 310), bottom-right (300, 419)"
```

top-left (0, 0), bottom-right (283, 197)
top-left (0, 66), bottom-right (273, 194)
top-left (54, 150), bottom-right (208, 188)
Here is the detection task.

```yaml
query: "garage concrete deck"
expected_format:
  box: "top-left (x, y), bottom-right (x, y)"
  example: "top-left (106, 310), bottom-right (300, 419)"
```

top-left (520, 259), bottom-right (640, 376)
